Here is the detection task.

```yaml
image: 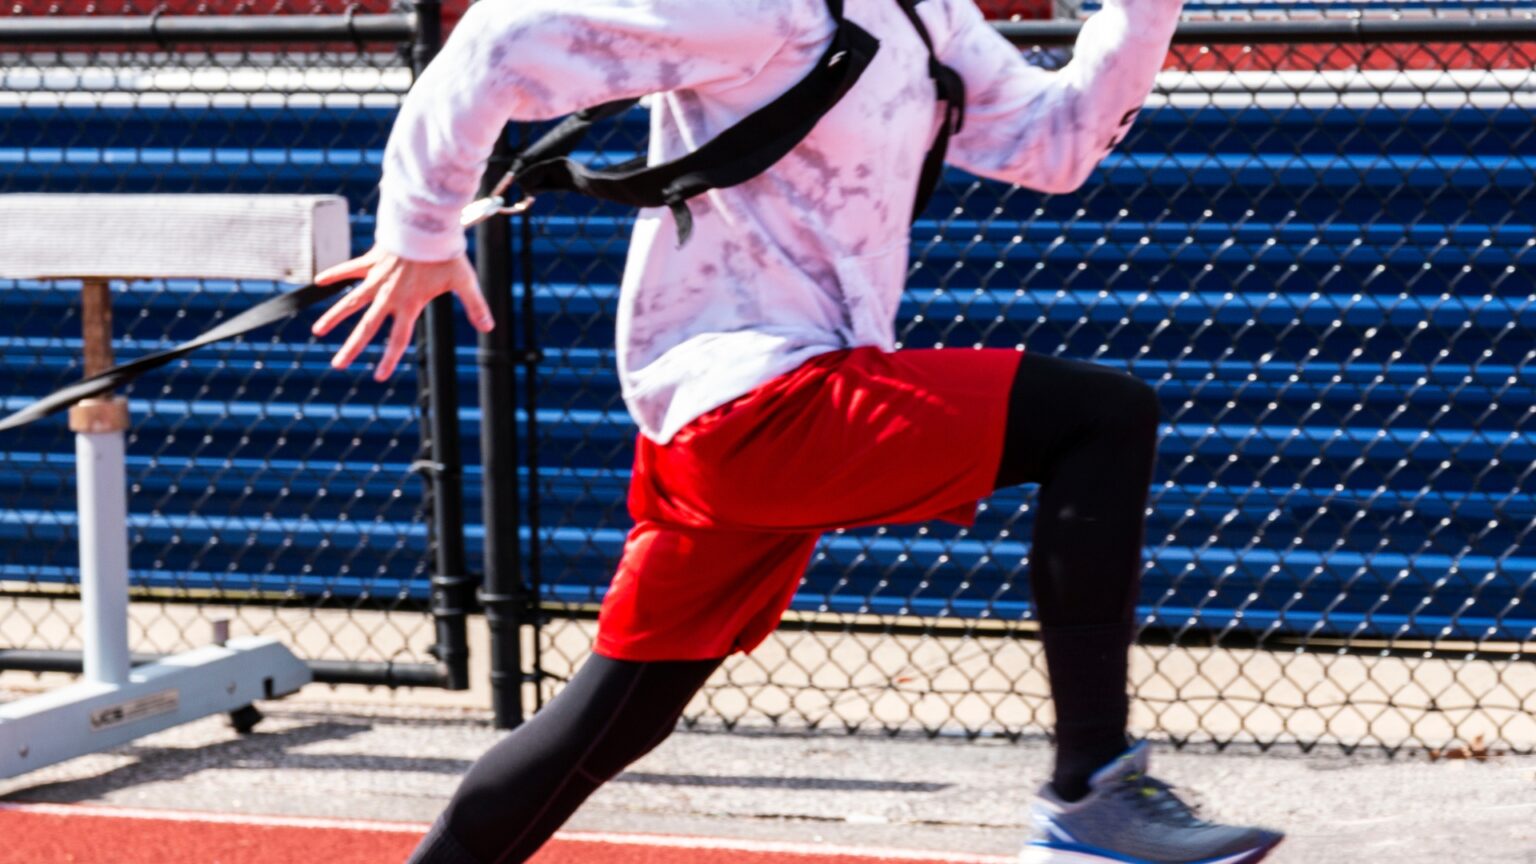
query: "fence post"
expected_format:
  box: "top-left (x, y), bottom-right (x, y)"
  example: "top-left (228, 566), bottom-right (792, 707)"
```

top-left (406, 0), bottom-right (473, 692)
top-left (475, 128), bottom-right (527, 729)
top-left (516, 180), bottom-right (547, 712)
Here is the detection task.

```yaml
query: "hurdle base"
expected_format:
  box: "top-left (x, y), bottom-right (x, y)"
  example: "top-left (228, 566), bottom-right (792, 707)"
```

top-left (0, 635), bottom-right (312, 780)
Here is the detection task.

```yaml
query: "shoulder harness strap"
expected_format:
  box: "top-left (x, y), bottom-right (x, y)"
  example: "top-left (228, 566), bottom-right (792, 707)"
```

top-left (892, 0), bottom-right (966, 221)
top-left (462, 0), bottom-right (966, 244)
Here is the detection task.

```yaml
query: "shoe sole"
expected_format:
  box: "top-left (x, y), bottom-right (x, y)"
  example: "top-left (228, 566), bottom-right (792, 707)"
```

top-left (1017, 836), bottom-right (1283, 864)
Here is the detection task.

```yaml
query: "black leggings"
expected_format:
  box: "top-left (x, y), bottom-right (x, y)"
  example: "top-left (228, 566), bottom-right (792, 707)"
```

top-left (410, 655), bottom-right (722, 864)
top-left (993, 353), bottom-right (1159, 799)
top-left (407, 352), bottom-right (1159, 864)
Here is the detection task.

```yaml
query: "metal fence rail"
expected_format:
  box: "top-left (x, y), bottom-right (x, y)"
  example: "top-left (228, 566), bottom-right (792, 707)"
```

top-left (517, 17), bottom-right (1536, 750)
top-left (1058, 1), bottom-right (1532, 20)
top-left (0, 10), bottom-right (476, 690)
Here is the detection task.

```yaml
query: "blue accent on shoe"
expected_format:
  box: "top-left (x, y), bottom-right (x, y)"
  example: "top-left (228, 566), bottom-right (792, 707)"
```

top-left (1025, 840), bottom-right (1150, 864)
top-left (1024, 742), bottom-right (1284, 864)
top-left (1027, 838), bottom-right (1283, 864)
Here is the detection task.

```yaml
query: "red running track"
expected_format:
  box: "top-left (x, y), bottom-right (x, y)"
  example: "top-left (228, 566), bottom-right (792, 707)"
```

top-left (0, 803), bottom-right (1012, 864)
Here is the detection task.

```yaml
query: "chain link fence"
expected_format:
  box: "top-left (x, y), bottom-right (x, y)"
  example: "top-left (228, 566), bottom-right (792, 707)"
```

top-left (4, 6), bottom-right (1532, 751)
top-left (0, 10), bottom-right (473, 690)
top-left (520, 18), bottom-right (1536, 752)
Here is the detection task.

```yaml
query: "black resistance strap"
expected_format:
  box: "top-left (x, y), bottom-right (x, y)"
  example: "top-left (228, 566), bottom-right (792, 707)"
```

top-left (506, 0), bottom-right (878, 245)
top-left (484, 0), bottom-right (965, 243)
top-left (0, 280), bottom-right (349, 432)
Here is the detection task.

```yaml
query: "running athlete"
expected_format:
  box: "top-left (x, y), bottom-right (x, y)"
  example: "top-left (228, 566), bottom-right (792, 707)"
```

top-left (313, 0), bottom-right (1285, 861)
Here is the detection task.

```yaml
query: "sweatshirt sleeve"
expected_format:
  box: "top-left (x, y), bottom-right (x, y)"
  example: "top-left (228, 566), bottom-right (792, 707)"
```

top-left (937, 0), bottom-right (1181, 195)
top-left (375, 0), bottom-right (809, 261)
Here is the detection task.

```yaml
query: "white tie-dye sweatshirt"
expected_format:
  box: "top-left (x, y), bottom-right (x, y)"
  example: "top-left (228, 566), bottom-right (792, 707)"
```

top-left (376, 0), bottom-right (1182, 443)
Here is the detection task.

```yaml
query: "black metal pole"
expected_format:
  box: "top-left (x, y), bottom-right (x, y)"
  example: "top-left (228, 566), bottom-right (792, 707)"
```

top-left (476, 130), bottom-right (527, 730)
top-left (991, 16), bottom-right (1536, 47)
top-left (420, 312), bottom-right (474, 691)
top-left (407, 0), bottom-right (473, 691)
top-left (0, 13), bottom-right (417, 45)
top-left (517, 163), bottom-right (546, 713)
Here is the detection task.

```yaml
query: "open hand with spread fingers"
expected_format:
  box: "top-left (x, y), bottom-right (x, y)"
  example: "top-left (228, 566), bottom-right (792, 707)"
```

top-left (312, 246), bottom-right (494, 381)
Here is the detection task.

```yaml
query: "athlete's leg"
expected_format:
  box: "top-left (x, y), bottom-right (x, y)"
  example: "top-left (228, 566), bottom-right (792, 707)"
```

top-left (407, 653), bottom-right (720, 864)
top-left (993, 352), bottom-right (1160, 802)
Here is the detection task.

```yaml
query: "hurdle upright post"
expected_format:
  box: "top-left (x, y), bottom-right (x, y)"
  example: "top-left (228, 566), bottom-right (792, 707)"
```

top-left (69, 277), bottom-right (133, 687)
top-left (0, 193), bottom-right (326, 780)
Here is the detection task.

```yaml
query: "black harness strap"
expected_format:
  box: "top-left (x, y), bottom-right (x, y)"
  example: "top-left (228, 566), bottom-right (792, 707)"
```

top-left (894, 0), bottom-right (967, 221)
top-left (510, 99), bottom-right (640, 175)
top-left (510, 0), bottom-right (879, 244)
top-left (491, 0), bottom-right (966, 243)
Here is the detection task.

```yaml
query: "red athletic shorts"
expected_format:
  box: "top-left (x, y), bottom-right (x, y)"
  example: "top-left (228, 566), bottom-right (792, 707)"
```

top-left (595, 346), bottom-right (1023, 661)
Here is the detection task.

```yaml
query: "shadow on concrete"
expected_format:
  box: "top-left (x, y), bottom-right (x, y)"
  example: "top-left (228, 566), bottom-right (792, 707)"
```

top-left (1, 719), bottom-right (372, 802)
top-left (3, 719), bottom-right (954, 801)
top-left (614, 772), bottom-right (951, 792)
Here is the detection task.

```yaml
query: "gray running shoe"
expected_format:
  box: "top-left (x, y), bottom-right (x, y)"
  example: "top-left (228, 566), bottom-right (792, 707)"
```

top-left (1018, 743), bottom-right (1283, 863)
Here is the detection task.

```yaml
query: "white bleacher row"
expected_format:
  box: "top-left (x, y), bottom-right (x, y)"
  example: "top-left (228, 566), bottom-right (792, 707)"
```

top-left (0, 61), bottom-right (411, 99)
top-left (2, 66), bottom-right (1532, 112)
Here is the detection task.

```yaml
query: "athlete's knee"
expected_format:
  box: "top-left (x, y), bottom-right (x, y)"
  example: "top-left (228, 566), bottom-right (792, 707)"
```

top-left (582, 718), bottom-right (678, 782)
top-left (576, 656), bottom-right (715, 782)
top-left (1118, 373), bottom-right (1161, 442)
top-left (1083, 367), bottom-right (1160, 449)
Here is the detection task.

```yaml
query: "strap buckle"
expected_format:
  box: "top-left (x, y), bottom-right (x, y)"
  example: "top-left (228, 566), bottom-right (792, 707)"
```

top-left (459, 194), bottom-right (536, 227)
top-left (459, 171), bottom-right (536, 227)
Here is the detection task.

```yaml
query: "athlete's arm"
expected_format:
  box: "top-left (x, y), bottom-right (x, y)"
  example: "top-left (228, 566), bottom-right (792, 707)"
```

top-left (316, 0), bottom-right (805, 378)
top-left (375, 0), bottom-right (805, 262)
top-left (938, 0), bottom-right (1181, 195)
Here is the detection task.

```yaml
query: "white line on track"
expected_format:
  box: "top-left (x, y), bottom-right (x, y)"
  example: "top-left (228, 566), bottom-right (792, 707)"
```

top-left (0, 801), bottom-right (1016, 863)
top-left (0, 801), bottom-right (430, 834)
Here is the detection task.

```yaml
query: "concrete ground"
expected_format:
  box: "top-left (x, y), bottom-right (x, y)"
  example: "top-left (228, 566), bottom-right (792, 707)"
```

top-left (1, 689), bottom-right (1534, 863)
top-left (3, 598), bottom-right (1535, 862)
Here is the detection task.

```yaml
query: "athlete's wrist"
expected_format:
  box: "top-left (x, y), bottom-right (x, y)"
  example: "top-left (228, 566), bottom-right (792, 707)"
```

top-left (373, 192), bottom-right (469, 263)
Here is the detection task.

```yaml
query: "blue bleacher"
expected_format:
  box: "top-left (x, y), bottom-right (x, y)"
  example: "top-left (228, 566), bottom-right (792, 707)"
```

top-left (1, 75), bottom-right (1532, 644)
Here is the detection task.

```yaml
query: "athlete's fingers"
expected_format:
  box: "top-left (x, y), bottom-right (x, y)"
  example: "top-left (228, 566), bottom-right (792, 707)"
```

top-left (332, 304), bottom-right (389, 370)
top-left (312, 274), bottom-right (382, 337)
top-left (331, 274), bottom-right (399, 370)
top-left (373, 300), bottom-right (423, 381)
top-left (451, 269), bottom-right (495, 333)
top-left (315, 247), bottom-right (383, 286)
